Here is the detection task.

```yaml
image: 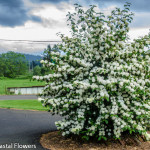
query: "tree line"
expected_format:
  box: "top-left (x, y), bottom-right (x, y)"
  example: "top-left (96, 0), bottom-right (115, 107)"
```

top-left (0, 44), bottom-right (59, 78)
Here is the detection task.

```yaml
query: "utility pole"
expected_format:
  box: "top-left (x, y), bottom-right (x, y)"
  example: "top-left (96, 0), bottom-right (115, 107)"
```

top-left (32, 61), bottom-right (33, 72)
top-left (29, 60), bottom-right (30, 72)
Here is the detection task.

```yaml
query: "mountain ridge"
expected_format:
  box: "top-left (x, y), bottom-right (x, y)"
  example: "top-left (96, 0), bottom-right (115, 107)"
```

top-left (0, 52), bottom-right (42, 61)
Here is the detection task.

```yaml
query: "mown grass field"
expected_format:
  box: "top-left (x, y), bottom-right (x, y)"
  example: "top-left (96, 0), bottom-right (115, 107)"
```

top-left (0, 77), bottom-right (45, 95)
top-left (0, 100), bottom-right (48, 111)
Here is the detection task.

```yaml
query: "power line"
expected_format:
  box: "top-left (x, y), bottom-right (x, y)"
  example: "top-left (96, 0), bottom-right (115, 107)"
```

top-left (0, 39), bottom-right (62, 43)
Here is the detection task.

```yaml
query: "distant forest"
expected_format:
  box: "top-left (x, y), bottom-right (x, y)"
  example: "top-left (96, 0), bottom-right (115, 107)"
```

top-left (0, 44), bottom-right (59, 78)
top-left (24, 54), bottom-right (42, 61)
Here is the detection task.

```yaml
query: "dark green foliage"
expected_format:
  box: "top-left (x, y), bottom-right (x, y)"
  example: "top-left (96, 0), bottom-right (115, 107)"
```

top-left (43, 44), bottom-right (60, 62)
top-left (0, 51), bottom-right (28, 78)
top-left (33, 65), bottom-right (41, 75)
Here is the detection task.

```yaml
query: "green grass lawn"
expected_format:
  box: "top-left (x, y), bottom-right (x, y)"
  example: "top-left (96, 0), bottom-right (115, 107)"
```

top-left (0, 78), bottom-right (45, 95)
top-left (0, 100), bottom-right (49, 111)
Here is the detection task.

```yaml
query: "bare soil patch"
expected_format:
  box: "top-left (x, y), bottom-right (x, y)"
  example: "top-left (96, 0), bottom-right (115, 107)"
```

top-left (40, 131), bottom-right (150, 150)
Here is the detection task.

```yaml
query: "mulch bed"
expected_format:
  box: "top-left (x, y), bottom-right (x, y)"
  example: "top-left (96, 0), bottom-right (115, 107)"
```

top-left (40, 131), bottom-right (150, 150)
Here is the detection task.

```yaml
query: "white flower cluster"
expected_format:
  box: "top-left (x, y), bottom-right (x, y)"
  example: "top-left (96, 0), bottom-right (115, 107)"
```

top-left (34, 3), bottom-right (150, 141)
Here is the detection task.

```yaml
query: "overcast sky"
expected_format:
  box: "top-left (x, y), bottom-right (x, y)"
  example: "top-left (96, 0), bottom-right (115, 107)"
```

top-left (0, 0), bottom-right (149, 55)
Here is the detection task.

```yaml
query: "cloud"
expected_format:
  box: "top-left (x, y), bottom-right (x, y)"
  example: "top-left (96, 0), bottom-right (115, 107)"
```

top-left (0, 0), bottom-right (41, 27)
top-left (129, 28), bottom-right (149, 40)
top-left (30, 2), bottom-right (75, 29)
top-left (29, 0), bottom-right (150, 12)
top-left (30, 0), bottom-right (69, 4)
top-left (91, 0), bottom-right (150, 12)
top-left (129, 0), bottom-right (150, 12)
top-left (41, 18), bottom-right (65, 28)
top-left (130, 12), bottom-right (150, 28)
top-left (93, 0), bottom-right (150, 28)
top-left (0, 40), bottom-right (48, 55)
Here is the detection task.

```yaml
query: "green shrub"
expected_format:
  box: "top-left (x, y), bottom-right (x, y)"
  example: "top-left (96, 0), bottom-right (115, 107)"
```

top-left (34, 3), bottom-right (150, 141)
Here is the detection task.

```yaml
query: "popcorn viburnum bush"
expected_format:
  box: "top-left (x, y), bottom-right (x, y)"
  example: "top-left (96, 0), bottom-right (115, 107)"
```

top-left (33, 3), bottom-right (150, 141)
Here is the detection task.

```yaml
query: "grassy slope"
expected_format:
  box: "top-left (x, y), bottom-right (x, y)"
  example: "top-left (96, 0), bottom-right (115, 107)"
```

top-left (0, 78), bottom-right (45, 95)
top-left (0, 100), bottom-right (49, 111)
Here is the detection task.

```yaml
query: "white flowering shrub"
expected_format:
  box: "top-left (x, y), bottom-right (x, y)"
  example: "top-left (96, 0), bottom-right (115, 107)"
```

top-left (34, 3), bottom-right (150, 141)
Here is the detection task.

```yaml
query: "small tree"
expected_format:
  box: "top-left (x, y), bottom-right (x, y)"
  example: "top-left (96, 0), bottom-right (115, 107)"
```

top-left (0, 51), bottom-right (28, 78)
top-left (34, 3), bottom-right (150, 141)
top-left (33, 65), bottom-right (41, 75)
top-left (43, 44), bottom-right (60, 62)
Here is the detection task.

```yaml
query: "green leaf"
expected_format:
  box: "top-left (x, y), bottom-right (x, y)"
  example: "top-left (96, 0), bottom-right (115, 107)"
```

top-left (82, 136), bottom-right (89, 140)
top-left (104, 120), bottom-right (108, 124)
top-left (102, 136), bottom-right (107, 141)
top-left (98, 136), bottom-right (102, 141)
top-left (67, 88), bottom-right (70, 92)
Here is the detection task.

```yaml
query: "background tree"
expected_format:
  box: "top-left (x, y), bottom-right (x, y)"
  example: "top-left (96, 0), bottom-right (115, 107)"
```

top-left (0, 51), bottom-right (28, 78)
top-left (41, 44), bottom-right (60, 75)
top-left (43, 44), bottom-right (60, 62)
top-left (33, 65), bottom-right (41, 75)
